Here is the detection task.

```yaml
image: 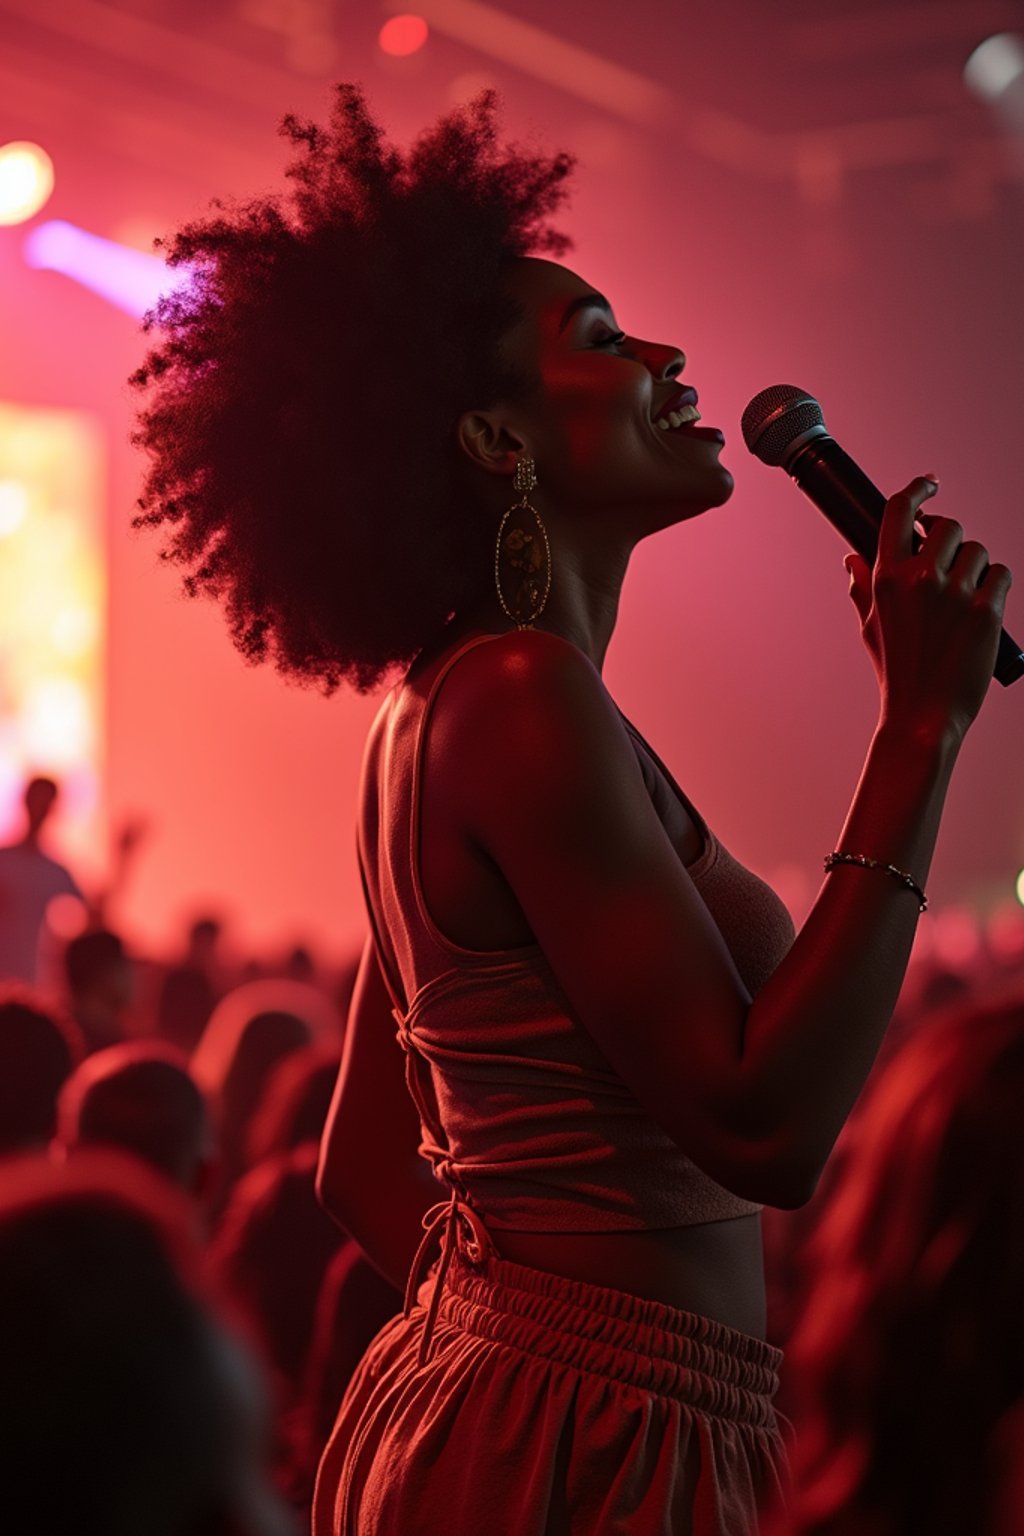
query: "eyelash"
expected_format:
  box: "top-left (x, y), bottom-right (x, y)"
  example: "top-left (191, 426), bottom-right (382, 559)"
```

top-left (595, 330), bottom-right (627, 348)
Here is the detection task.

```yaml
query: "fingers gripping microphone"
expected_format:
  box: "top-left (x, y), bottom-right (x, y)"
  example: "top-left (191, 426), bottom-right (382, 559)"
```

top-left (741, 385), bottom-right (1024, 688)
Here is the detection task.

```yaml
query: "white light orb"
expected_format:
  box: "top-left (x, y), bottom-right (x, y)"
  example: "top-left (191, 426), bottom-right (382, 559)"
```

top-left (964, 33), bottom-right (1024, 102)
top-left (0, 142), bottom-right (55, 226)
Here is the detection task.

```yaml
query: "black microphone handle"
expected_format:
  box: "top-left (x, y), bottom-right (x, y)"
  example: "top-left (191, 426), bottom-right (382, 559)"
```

top-left (789, 436), bottom-right (1024, 688)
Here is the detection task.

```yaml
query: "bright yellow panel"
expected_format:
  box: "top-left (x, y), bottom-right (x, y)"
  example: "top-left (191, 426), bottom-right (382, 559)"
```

top-left (0, 402), bottom-right (105, 878)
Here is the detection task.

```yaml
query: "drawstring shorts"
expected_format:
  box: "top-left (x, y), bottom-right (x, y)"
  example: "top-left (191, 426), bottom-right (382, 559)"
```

top-left (312, 1245), bottom-right (790, 1536)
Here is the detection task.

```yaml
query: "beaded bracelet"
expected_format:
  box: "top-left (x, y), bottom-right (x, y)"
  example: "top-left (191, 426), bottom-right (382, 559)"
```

top-left (823, 851), bottom-right (928, 913)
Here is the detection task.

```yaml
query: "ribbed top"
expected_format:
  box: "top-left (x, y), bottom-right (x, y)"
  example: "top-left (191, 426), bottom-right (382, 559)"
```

top-left (358, 634), bottom-right (797, 1232)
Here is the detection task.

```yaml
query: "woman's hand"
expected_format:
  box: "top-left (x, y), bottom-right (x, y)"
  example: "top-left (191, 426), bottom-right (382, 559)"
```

top-left (845, 475), bottom-right (1014, 745)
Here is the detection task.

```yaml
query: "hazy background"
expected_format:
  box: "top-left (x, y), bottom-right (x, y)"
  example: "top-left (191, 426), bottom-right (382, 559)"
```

top-left (2, 0), bottom-right (1022, 965)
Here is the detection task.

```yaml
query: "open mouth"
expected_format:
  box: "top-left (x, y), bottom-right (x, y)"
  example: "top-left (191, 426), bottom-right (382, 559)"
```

top-left (656, 404), bottom-right (702, 431)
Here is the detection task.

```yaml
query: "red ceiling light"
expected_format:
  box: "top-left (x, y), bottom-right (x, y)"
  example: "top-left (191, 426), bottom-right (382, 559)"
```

top-left (379, 14), bottom-right (429, 57)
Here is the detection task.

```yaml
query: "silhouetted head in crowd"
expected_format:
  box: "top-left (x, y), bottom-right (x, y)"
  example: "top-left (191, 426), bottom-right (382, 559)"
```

top-left (188, 914), bottom-right (222, 963)
top-left (212, 1140), bottom-right (346, 1417)
top-left (918, 959), bottom-right (972, 1017)
top-left (192, 980), bottom-right (339, 1197)
top-left (64, 927), bottom-right (134, 1053)
top-left (0, 984), bottom-right (84, 1153)
top-left (156, 914), bottom-right (225, 1054)
top-left (56, 1041), bottom-right (218, 1202)
top-left (246, 1040), bottom-right (341, 1168)
top-left (780, 983), bottom-right (1024, 1536)
top-left (0, 1151), bottom-right (295, 1536)
top-left (22, 775), bottom-right (58, 843)
top-left (284, 943), bottom-right (316, 985)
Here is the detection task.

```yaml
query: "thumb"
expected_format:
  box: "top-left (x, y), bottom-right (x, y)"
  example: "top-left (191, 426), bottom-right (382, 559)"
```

top-left (843, 552), bottom-right (871, 623)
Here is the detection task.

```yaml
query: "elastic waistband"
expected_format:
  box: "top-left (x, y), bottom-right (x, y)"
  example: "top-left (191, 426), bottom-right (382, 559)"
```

top-left (416, 1248), bottom-right (782, 1428)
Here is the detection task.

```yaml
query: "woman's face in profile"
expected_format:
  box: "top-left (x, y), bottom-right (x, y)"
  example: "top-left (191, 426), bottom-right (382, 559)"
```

top-left (499, 257), bottom-right (734, 534)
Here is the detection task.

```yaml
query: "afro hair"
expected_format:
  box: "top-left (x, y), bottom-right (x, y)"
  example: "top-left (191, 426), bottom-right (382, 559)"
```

top-left (129, 84), bottom-right (575, 693)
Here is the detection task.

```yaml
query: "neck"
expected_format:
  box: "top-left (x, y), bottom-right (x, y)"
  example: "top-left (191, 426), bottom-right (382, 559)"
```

top-left (528, 538), bottom-right (631, 673)
top-left (460, 522), bottom-right (634, 674)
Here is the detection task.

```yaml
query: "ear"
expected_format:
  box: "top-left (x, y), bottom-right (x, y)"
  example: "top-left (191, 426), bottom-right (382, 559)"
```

top-left (456, 410), bottom-right (525, 478)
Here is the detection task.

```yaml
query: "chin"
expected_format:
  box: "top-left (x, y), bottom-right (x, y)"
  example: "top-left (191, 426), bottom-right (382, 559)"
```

top-left (706, 464), bottom-right (735, 505)
top-left (673, 465), bottom-right (736, 521)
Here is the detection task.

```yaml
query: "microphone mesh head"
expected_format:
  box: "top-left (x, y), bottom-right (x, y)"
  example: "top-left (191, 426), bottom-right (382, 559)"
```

top-left (741, 385), bottom-right (826, 466)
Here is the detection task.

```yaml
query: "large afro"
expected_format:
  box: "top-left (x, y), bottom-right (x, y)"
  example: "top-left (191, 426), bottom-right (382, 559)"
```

top-left (129, 84), bottom-right (575, 693)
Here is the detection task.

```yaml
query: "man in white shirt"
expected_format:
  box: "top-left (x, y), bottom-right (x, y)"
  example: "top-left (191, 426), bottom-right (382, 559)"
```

top-left (0, 777), bottom-right (83, 987)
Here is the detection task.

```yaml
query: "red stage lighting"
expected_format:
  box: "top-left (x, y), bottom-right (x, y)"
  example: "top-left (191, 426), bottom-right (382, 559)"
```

top-left (379, 14), bottom-right (429, 57)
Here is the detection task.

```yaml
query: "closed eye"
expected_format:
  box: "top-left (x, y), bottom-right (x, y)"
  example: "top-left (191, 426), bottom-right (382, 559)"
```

top-left (594, 330), bottom-right (627, 348)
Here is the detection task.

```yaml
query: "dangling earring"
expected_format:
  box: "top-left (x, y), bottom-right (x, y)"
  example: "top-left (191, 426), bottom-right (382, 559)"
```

top-left (494, 453), bottom-right (552, 629)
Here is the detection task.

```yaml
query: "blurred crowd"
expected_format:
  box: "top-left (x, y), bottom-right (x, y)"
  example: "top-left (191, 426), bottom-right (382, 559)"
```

top-left (0, 777), bottom-right (401, 1533)
top-left (761, 906), bottom-right (1024, 1534)
top-left (1, 772), bottom-right (1023, 1535)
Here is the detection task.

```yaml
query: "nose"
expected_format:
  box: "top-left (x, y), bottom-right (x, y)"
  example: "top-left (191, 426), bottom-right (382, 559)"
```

top-left (646, 342), bottom-right (684, 382)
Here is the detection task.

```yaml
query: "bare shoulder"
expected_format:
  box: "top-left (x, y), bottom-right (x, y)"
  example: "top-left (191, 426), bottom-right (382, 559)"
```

top-left (444, 627), bottom-right (603, 701)
top-left (434, 629), bottom-right (627, 778)
top-left (428, 630), bottom-right (670, 901)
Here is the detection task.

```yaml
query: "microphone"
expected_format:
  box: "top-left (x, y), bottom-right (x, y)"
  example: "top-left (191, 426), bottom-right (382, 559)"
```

top-left (741, 384), bottom-right (1024, 688)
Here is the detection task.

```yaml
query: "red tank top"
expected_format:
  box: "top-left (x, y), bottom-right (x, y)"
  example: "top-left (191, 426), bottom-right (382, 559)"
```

top-left (357, 633), bottom-right (797, 1242)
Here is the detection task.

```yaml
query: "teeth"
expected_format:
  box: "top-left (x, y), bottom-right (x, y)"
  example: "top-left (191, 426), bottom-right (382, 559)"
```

top-left (657, 403), bottom-right (702, 430)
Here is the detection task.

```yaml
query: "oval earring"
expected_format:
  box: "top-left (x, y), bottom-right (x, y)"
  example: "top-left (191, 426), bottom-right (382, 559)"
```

top-left (494, 454), bottom-right (552, 629)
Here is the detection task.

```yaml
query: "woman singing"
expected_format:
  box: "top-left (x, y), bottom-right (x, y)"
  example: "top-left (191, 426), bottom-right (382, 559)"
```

top-left (130, 86), bottom-right (1013, 1535)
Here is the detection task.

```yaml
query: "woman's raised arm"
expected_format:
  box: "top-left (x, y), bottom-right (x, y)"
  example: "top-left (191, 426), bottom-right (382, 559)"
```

top-left (439, 479), bottom-right (1011, 1207)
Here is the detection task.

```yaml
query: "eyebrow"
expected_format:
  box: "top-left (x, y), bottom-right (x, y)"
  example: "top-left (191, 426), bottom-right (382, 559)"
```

top-left (557, 292), bottom-right (613, 333)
